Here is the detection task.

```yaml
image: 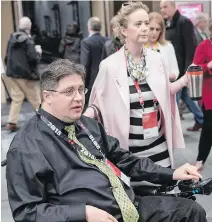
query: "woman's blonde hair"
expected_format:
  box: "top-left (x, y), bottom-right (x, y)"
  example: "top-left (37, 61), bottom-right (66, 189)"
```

top-left (116, 1), bottom-right (149, 42)
top-left (110, 15), bottom-right (119, 37)
top-left (149, 12), bottom-right (167, 45)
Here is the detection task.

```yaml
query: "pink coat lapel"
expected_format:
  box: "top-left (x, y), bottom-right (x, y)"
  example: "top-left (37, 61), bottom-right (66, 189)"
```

top-left (112, 48), bottom-right (130, 110)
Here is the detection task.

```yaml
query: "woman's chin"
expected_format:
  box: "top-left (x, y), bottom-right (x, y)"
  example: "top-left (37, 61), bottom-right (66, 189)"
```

top-left (138, 38), bottom-right (148, 44)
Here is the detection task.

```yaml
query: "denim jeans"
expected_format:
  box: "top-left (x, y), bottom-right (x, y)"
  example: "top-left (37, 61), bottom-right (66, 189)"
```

top-left (176, 87), bottom-right (203, 124)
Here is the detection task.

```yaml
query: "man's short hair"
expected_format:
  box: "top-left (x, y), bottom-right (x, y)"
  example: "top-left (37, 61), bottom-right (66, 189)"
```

top-left (19, 17), bottom-right (32, 31)
top-left (161, 0), bottom-right (176, 8)
top-left (40, 59), bottom-right (86, 101)
top-left (193, 13), bottom-right (208, 26)
top-left (88, 17), bottom-right (101, 32)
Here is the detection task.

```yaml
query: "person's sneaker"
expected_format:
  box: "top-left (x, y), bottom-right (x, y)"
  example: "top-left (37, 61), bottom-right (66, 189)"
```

top-left (195, 161), bottom-right (204, 172)
top-left (6, 123), bottom-right (19, 132)
top-left (187, 123), bottom-right (203, 131)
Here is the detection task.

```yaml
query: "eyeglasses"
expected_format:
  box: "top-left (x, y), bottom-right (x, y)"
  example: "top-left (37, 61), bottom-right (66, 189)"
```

top-left (47, 87), bottom-right (88, 97)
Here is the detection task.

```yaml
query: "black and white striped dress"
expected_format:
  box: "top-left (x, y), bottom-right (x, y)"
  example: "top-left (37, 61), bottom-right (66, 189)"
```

top-left (128, 76), bottom-right (171, 168)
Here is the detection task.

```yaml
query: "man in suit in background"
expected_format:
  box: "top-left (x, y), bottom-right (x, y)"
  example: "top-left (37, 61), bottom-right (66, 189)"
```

top-left (80, 17), bottom-right (106, 108)
top-left (160, 0), bottom-right (204, 131)
top-left (193, 13), bottom-right (209, 46)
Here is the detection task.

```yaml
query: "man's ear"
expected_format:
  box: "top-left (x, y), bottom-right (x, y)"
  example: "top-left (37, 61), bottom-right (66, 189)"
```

top-left (42, 90), bottom-right (52, 105)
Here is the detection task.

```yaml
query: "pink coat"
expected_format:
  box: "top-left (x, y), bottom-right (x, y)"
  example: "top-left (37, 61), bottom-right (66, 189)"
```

top-left (89, 47), bottom-right (187, 167)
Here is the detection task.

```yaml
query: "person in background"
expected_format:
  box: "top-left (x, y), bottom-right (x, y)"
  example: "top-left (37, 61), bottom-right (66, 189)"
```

top-left (85, 1), bottom-right (189, 169)
top-left (102, 15), bottom-right (123, 60)
top-left (73, 21), bottom-right (83, 39)
top-left (193, 17), bottom-right (212, 171)
top-left (31, 24), bottom-right (41, 43)
top-left (1, 58), bottom-right (7, 127)
top-left (80, 17), bottom-right (106, 108)
top-left (4, 17), bottom-right (41, 132)
top-left (6, 59), bottom-right (206, 222)
top-left (146, 12), bottom-right (179, 81)
top-left (193, 13), bottom-right (209, 46)
top-left (59, 24), bottom-right (81, 63)
top-left (160, 0), bottom-right (204, 131)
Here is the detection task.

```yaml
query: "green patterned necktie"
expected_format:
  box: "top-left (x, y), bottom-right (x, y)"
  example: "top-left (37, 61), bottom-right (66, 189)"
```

top-left (65, 125), bottom-right (139, 222)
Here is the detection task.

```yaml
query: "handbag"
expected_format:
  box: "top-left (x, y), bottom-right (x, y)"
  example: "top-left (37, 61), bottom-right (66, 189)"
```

top-left (89, 104), bottom-right (104, 125)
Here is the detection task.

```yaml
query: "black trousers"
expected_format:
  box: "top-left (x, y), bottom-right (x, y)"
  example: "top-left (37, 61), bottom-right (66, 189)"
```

top-left (197, 106), bottom-right (212, 163)
top-left (136, 196), bottom-right (206, 222)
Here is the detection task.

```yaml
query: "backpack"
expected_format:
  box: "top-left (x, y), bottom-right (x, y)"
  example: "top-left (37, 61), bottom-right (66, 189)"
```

top-left (63, 37), bottom-right (81, 63)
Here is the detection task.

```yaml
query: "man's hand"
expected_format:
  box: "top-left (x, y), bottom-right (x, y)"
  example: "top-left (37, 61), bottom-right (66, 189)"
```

top-left (173, 163), bottom-right (202, 182)
top-left (207, 61), bottom-right (212, 69)
top-left (86, 205), bottom-right (118, 222)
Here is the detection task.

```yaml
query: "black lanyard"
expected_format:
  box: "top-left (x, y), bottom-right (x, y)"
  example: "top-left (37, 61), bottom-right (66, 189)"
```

top-left (37, 111), bottom-right (106, 160)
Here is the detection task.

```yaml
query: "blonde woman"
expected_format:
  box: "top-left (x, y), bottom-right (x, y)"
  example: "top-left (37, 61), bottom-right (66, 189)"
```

top-left (146, 12), bottom-right (179, 81)
top-left (102, 16), bottom-right (123, 59)
top-left (84, 4), bottom-right (207, 219)
top-left (85, 2), bottom-right (189, 169)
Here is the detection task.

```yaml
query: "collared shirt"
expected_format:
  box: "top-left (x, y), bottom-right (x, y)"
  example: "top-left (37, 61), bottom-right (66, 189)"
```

top-left (166, 20), bottom-right (171, 28)
top-left (6, 107), bottom-right (174, 222)
top-left (88, 31), bottom-right (99, 37)
top-left (197, 28), bottom-right (208, 40)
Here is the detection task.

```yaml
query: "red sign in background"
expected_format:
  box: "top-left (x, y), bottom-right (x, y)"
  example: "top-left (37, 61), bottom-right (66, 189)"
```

top-left (178, 4), bottom-right (203, 21)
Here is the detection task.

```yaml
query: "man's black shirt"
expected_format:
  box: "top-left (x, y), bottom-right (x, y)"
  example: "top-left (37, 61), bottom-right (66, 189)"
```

top-left (6, 108), bottom-right (174, 222)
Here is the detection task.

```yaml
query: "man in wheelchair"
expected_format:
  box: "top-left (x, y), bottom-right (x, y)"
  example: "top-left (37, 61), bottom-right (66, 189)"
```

top-left (6, 60), bottom-right (207, 222)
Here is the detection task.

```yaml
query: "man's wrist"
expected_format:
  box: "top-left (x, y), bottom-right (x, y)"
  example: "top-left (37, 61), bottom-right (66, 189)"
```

top-left (158, 167), bottom-right (175, 184)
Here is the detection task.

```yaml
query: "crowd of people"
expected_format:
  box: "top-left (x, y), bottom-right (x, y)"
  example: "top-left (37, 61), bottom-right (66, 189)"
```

top-left (2, 0), bottom-right (212, 221)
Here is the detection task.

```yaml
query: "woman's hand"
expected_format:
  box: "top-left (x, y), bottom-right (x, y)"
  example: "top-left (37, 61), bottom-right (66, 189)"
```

top-left (182, 72), bottom-right (189, 85)
top-left (207, 61), bottom-right (212, 69)
top-left (169, 74), bottom-right (177, 81)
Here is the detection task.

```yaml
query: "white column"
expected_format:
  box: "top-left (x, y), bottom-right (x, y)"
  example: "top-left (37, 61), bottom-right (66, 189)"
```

top-left (104, 0), bottom-right (111, 37)
top-left (17, 0), bottom-right (23, 18)
top-left (13, 0), bottom-right (23, 31)
top-left (91, 0), bottom-right (106, 36)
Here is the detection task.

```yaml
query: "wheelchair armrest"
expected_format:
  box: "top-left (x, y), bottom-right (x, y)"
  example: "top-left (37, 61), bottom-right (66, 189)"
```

top-left (133, 185), bottom-right (160, 196)
top-left (132, 181), bottom-right (177, 197)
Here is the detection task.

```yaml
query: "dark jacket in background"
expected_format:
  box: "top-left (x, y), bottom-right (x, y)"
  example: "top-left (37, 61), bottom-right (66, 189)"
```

top-left (59, 26), bottom-right (81, 63)
top-left (80, 33), bottom-right (106, 91)
top-left (5, 30), bottom-right (41, 80)
top-left (102, 37), bottom-right (123, 60)
top-left (165, 10), bottom-right (197, 78)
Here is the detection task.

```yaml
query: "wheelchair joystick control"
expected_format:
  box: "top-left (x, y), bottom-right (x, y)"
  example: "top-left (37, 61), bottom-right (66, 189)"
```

top-left (178, 178), bottom-right (212, 195)
top-left (133, 178), bottom-right (212, 201)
